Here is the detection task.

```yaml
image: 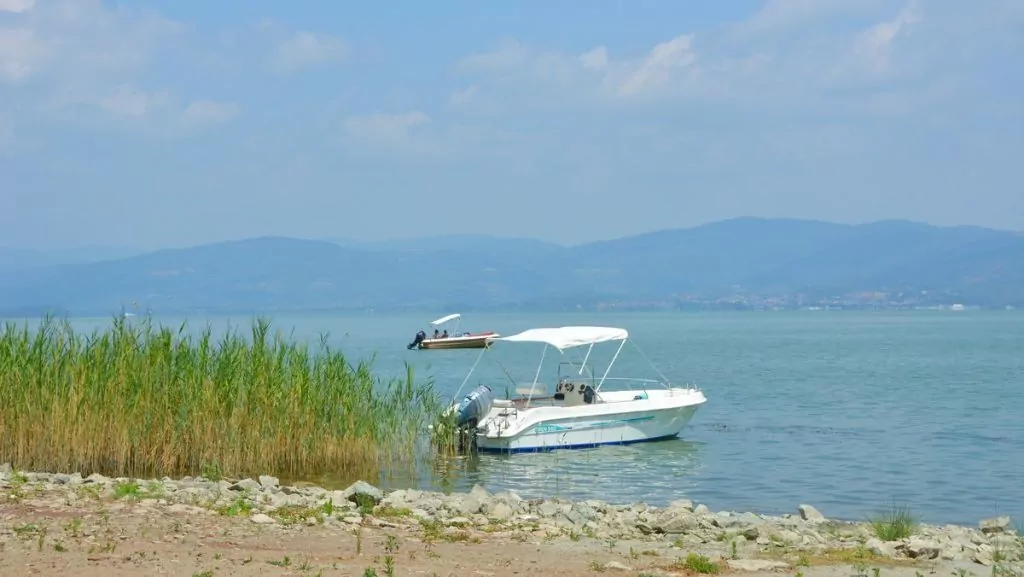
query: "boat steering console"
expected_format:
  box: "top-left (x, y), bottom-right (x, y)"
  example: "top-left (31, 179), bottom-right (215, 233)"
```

top-left (555, 378), bottom-right (596, 405)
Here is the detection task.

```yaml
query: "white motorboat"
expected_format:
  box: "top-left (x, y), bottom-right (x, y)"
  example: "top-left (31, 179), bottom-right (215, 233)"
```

top-left (407, 313), bottom-right (500, 350)
top-left (446, 325), bottom-right (707, 453)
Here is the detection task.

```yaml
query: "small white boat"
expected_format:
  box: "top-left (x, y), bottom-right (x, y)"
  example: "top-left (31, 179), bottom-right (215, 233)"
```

top-left (407, 313), bottom-right (500, 350)
top-left (447, 325), bottom-right (707, 453)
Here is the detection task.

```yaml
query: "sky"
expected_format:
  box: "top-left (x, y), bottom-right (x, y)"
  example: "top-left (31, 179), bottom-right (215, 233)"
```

top-left (1, 0), bottom-right (1023, 251)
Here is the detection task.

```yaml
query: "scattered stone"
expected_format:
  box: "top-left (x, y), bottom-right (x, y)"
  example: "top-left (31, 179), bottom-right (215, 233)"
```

top-left (229, 478), bottom-right (261, 492)
top-left (900, 538), bottom-right (942, 560)
top-left (343, 480), bottom-right (383, 505)
top-left (798, 504), bottom-right (825, 522)
top-left (1, 466), bottom-right (1019, 572)
top-left (979, 516), bottom-right (1012, 534)
top-left (727, 559), bottom-right (790, 572)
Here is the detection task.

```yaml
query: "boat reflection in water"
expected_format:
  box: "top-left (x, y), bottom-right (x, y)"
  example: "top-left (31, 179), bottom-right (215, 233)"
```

top-left (427, 436), bottom-right (706, 504)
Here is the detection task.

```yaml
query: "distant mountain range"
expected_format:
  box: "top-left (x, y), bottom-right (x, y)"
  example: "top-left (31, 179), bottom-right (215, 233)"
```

top-left (1, 218), bottom-right (1022, 316)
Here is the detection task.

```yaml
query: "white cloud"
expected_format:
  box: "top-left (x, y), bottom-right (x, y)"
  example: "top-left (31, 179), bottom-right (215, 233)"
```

top-left (451, 0), bottom-right (1003, 114)
top-left (579, 47), bottom-right (608, 71)
top-left (182, 100), bottom-right (241, 125)
top-left (344, 111), bottom-right (430, 145)
top-left (256, 20), bottom-right (346, 73)
top-left (99, 84), bottom-right (170, 118)
top-left (0, 0), bottom-right (34, 13)
top-left (459, 38), bottom-right (529, 71)
top-left (616, 35), bottom-right (698, 96)
top-left (736, 0), bottom-right (885, 35)
top-left (0, 28), bottom-right (44, 83)
top-left (450, 85), bottom-right (479, 105)
top-left (849, 1), bottom-right (924, 77)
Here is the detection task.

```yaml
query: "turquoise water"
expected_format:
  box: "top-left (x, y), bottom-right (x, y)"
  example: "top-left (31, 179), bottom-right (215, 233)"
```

top-left (12, 311), bottom-right (1024, 526)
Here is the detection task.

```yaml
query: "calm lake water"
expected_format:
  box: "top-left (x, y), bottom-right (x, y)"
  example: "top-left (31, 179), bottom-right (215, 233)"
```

top-left (12, 311), bottom-right (1024, 526)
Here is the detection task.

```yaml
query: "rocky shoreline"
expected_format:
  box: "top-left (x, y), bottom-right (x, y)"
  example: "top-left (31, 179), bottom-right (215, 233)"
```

top-left (2, 463), bottom-right (1022, 576)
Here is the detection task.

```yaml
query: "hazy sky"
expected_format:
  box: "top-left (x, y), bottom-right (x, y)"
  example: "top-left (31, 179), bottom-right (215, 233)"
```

top-left (2, 0), bottom-right (1022, 250)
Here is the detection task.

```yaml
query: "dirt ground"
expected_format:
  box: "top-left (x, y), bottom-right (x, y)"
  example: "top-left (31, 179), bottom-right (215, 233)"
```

top-left (0, 496), bottom-right (981, 577)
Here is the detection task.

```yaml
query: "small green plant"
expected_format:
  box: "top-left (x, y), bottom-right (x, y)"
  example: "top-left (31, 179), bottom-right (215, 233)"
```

top-left (852, 560), bottom-right (869, 577)
top-left (267, 555), bottom-right (291, 567)
top-left (113, 481), bottom-right (141, 500)
top-left (192, 571), bottom-right (214, 577)
top-left (869, 502), bottom-right (916, 541)
top-left (383, 555), bottom-right (395, 577)
top-left (796, 554), bottom-right (811, 567)
top-left (356, 528), bottom-right (363, 554)
top-left (363, 569), bottom-right (379, 577)
top-left (384, 534), bottom-right (400, 554)
top-left (354, 494), bottom-right (376, 516)
top-left (680, 553), bottom-right (720, 574)
top-left (53, 542), bottom-right (67, 552)
top-left (731, 540), bottom-right (738, 559)
top-left (218, 496), bottom-right (253, 517)
top-left (873, 567), bottom-right (882, 577)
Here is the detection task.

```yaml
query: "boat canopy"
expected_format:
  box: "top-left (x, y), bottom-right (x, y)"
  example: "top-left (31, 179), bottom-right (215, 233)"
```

top-left (430, 313), bottom-right (461, 326)
top-left (495, 326), bottom-right (628, 351)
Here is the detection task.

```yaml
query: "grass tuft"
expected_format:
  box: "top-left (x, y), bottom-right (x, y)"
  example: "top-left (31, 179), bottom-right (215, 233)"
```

top-left (0, 315), bottom-right (445, 481)
top-left (869, 503), bottom-right (917, 541)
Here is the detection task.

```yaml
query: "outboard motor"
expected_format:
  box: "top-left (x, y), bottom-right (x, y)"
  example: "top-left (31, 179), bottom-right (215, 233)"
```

top-left (454, 384), bottom-right (494, 427)
top-left (407, 330), bottom-right (426, 350)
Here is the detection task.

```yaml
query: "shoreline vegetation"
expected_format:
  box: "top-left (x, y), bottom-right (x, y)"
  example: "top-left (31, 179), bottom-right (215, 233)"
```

top-left (2, 317), bottom-right (1022, 575)
top-left (1, 467), bottom-right (1022, 577)
top-left (0, 316), bottom-right (450, 485)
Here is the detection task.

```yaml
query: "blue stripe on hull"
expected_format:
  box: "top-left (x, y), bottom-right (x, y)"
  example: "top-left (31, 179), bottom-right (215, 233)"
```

top-left (476, 433), bottom-right (681, 454)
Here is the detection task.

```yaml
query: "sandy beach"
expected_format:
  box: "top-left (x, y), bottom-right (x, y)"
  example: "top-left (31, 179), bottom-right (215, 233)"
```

top-left (2, 466), bottom-right (1022, 577)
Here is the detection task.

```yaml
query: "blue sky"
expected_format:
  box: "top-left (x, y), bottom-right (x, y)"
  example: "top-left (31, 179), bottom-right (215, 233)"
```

top-left (1, 0), bottom-right (1022, 250)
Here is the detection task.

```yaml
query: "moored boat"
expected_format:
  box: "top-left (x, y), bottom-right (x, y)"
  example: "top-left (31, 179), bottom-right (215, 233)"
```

top-left (444, 325), bottom-right (707, 453)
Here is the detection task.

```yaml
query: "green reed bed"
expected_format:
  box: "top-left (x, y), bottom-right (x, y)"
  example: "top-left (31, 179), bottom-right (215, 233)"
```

top-left (0, 315), bottom-right (446, 481)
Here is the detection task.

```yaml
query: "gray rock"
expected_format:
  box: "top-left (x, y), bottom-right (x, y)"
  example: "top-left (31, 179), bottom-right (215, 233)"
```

top-left (342, 481), bottom-right (384, 505)
top-left (865, 537), bottom-right (897, 557)
top-left (85, 473), bottom-right (108, 485)
top-left (229, 478), bottom-right (261, 492)
top-left (0, 462), bottom-right (11, 477)
top-left (901, 538), bottom-right (942, 560)
top-left (537, 501), bottom-right (560, 518)
top-left (602, 561), bottom-right (632, 571)
top-left (727, 559), bottom-right (790, 572)
top-left (668, 499), bottom-right (694, 512)
top-left (488, 503), bottom-right (514, 520)
top-left (52, 473), bottom-right (71, 485)
top-left (451, 494), bottom-right (484, 516)
top-left (258, 475), bottom-right (279, 490)
top-left (694, 504), bottom-right (711, 515)
top-left (979, 516), bottom-right (1012, 534)
top-left (654, 511), bottom-right (699, 534)
top-left (250, 513), bottom-right (277, 524)
top-left (798, 504), bottom-right (825, 522)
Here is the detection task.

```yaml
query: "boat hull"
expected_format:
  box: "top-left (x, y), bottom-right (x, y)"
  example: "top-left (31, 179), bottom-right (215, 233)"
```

top-left (419, 333), bottom-right (497, 350)
top-left (475, 401), bottom-right (702, 454)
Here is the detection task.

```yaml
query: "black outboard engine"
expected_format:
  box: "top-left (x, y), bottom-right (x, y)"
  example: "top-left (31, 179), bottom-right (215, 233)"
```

top-left (407, 330), bottom-right (426, 350)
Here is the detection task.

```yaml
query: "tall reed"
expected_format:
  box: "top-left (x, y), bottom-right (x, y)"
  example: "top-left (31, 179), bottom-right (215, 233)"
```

top-left (0, 315), bottom-right (445, 481)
